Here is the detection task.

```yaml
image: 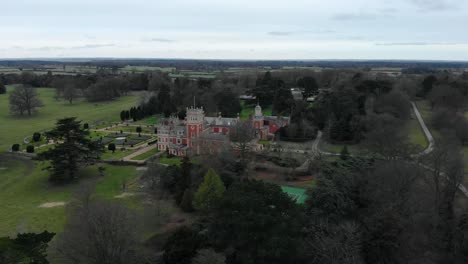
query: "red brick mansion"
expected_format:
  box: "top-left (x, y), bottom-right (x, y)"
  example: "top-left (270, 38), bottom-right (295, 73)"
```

top-left (157, 104), bottom-right (289, 156)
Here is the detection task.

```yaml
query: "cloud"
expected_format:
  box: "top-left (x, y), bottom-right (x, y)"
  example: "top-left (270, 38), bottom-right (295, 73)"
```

top-left (267, 30), bottom-right (336, 36)
top-left (72, 44), bottom-right (115, 49)
top-left (375, 42), bottom-right (465, 46)
top-left (331, 12), bottom-right (377, 21)
top-left (142, 38), bottom-right (176, 43)
top-left (268, 31), bottom-right (293, 36)
top-left (378, 8), bottom-right (398, 14)
top-left (410, 0), bottom-right (457, 11)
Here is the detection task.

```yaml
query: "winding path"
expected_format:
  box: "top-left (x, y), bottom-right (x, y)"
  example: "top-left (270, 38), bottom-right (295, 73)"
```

top-left (309, 101), bottom-right (468, 198)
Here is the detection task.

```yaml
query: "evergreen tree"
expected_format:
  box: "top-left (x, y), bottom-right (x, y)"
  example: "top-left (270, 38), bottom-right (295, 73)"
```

top-left (120, 110), bottom-right (126, 122)
top-left (40, 117), bottom-right (101, 183)
top-left (0, 82), bottom-right (6, 94)
top-left (193, 168), bottom-right (225, 212)
top-left (175, 157), bottom-right (192, 204)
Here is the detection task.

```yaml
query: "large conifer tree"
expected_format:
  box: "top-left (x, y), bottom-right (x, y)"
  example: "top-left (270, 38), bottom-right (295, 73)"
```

top-left (40, 117), bottom-right (102, 183)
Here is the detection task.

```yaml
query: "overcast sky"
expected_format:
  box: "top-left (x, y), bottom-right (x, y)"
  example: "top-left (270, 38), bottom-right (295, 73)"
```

top-left (1, 0), bottom-right (467, 60)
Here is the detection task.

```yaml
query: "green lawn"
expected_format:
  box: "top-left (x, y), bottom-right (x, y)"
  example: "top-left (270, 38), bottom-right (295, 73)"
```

top-left (0, 86), bottom-right (139, 152)
top-left (0, 155), bottom-right (141, 236)
top-left (240, 101), bottom-right (273, 120)
top-left (160, 156), bottom-right (183, 166)
top-left (135, 116), bottom-right (161, 125)
top-left (132, 148), bottom-right (159, 161)
top-left (101, 149), bottom-right (137, 160)
top-left (106, 125), bottom-right (156, 134)
top-left (406, 117), bottom-right (428, 151)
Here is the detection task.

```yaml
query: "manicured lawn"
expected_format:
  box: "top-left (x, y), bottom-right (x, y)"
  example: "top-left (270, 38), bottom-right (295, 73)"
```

top-left (0, 86), bottom-right (139, 152)
top-left (101, 149), bottom-right (137, 160)
top-left (0, 154), bottom-right (141, 236)
top-left (106, 125), bottom-right (156, 134)
top-left (132, 148), bottom-right (159, 161)
top-left (94, 166), bottom-right (141, 199)
top-left (160, 156), bottom-right (182, 166)
top-left (240, 101), bottom-right (273, 120)
top-left (136, 116), bottom-right (161, 125)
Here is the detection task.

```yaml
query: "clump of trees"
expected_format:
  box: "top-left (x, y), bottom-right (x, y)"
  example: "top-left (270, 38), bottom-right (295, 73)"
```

top-left (0, 82), bottom-right (6, 94)
top-left (250, 71), bottom-right (294, 115)
top-left (9, 84), bottom-right (43, 116)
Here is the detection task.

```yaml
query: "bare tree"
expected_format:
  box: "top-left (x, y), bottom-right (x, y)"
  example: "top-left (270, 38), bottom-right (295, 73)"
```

top-left (423, 141), bottom-right (464, 261)
top-left (305, 219), bottom-right (364, 264)
top-left (364, 114), bottom-right (416, 160)
top-left (229, 120), bottom-right (254, 168)
top-left (54, 196), bottom-right (140, 264)
top-left (192, 248), bottom-right (226, 264)
top-left (9, 84), bottom-right (43, 116)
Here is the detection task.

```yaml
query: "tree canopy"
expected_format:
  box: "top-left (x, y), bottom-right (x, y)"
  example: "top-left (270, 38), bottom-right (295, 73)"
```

top-left (40, 117), bottom-right (102, 183)
top-left (193, 168), bottom-right (225, 211)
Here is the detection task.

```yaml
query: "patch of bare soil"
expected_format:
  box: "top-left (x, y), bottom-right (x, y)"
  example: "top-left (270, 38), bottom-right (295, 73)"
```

top-left (114, 192), bottom-right (136, 198)
top-left (38, 202), bottom-right (66, 208)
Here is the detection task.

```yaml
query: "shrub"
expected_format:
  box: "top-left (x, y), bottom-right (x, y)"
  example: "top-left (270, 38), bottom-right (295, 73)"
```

top-left (108, 143), bottom-right (116, 153)
top-left (83, 123), bottom-right (89, 129)
top-left (11, 144), bottom-right (20, 152)
top-left (26, 145), bottom-right (35, 153)
top-left (32, 132), bottom-right (41, 142)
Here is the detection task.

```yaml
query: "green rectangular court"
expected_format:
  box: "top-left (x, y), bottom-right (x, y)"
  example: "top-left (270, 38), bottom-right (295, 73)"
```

top-left (281, 186), bottom-right (308, 204)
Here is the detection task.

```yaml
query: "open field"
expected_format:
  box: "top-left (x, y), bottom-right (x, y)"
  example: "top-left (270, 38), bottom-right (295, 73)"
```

top-left (119, 65), bottom-right (175, 73)
top-left (0, 86), bottom-right (139, 152)
top-left (0, 154), bottom-right (142, 236)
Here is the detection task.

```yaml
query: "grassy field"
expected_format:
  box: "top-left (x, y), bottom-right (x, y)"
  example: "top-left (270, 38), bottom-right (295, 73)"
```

top-left (0, 154), bottom-right (141, 236)
top-left (406, 117), bottom-right (428, 152)
top-left (106, 125), bottom-right (156, 134)
top-left (135, 116), bottom-right (161, 125)
top-left (120, 65), bottom-right (175, 73)
top-left (0, 86), bottom-right (139, 152)
top-left (132, 148), bottom-right (159, 161)
top-left (101, 149), bottom-right (138, 160)
top-left (160, 156), bottom-right (183, 166)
